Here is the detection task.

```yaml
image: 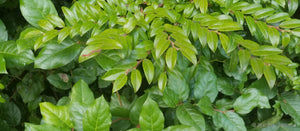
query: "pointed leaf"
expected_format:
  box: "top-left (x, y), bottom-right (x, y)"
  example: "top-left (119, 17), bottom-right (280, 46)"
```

top-left (207, 31), bottom-right (218, 52)
top-left (102, 69), bottom-right (126, 81)
top-left (199, 0), bottom-right (208, 14)
top-left (213, 111), bottom-right (247, 131)
top-left (142, 59), bottom-right (154, 84)
top-left (165, 47), bottom-right (177, 70)
top-left (0, 55), bottom-right (7, 74)
top-left (163, 125), bottom-right (197, 131)
top-left (282, 31), bottom-right (290, 47)
top-left (253, 8), bottom-right (275, 19)
top-left (113, 74), bottom-right (127, 93)
top-left (279, 19), bottom-right (300, 29)
top-left (238, 50), bottom-right (251, 72)
top-left (158, 72), bottom-right (167, 92)
top-left (47, 14), bottom-right (65, 28)
top-left (70, 80), bottom-right (94, 105)
top-left (268, 27), bottom-right (280, 46)
top-left (239, 40), bottom-right (259, 50)
top-left (198, 27), bottom-right (207, 47)
top-left (263, 64), bottom-right (276, 88)
top-left (251, 46), bottom-right (282, 56)
top-left (25, 123), bottom-right (69, 131)
top-left (0, 19), bottom-right (7, 42)
top-left (263, 55), bottom-right (292, 65)
top-left (279, 92), bottom-right (300, 125)
top-left (131, 69), bottom-right (142, 93)
top-left (250, 58), bottom-right (264, 79)
top-left (241, 4), bottom-right (262, 14)
top-left (197, 96), bottom-right (214, 116)
top-left (176, 103), bottom-right (205, 131)
top-left (219, 33), bottom-right (229, 52)
top-left (58, 27), bottom-right (71, 43)
top-left (266, 12), bottom-right (289, 23)
top-left (62, 7), bottom-right (77, 25)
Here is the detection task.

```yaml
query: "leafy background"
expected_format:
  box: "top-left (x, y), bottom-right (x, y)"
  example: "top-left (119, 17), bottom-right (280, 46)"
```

top-left (1, 0), bottom-right (300, 130)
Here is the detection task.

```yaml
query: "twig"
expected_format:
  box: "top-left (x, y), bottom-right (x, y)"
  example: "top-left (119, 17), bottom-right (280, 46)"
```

top-left (116, 91), bottom-right (123, 107)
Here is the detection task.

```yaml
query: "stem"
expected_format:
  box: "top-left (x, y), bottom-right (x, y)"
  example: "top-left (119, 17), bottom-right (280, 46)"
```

top-left (82, 49), bottom-right (102, 57)
top-left (168, 36), bottom-right (180, 50)
top-left (116, 91), bottom-right (123, 107)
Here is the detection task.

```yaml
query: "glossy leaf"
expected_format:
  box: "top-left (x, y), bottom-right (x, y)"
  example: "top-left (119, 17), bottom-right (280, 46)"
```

top-left (279, 92), bottom-right (300, 125)
top-left (245, 16), bottom-right (257, 36)
top-left (238, 50), bottom-right (251, 72)
top-left (251, 46), bottom-right (282, 56)
top-left (279, 19), bottom-right (300, 29)
top-left (263, 55), bottom-right (292, 65)
top-left (207, 31), bottom-right (218, 52)
top-left (253, 8), bottom-right (275, 19)
top-left (250, 58), bottom-right (264, 79)
top-left (83, 96), bottom-right (111, 131)
top-left (0, 55), bottom-right (7, 74)
top-left (25, 123), bottom-right (69, 131)
top-left (131, 69), bottom-right (142, 93)
top-left (282, 31), bottom-right (290, 47)
top-left (163, 125), bottom-right (197, 131)
top-left (288, 0), bottom-right (299, 16)
top-left (199, 0), bottom-right (208, 14)
top-left (102, 69), bottom-right (126, 81)
top-left (139, 97), bottom-right (164, 131)
top-left (256, 21), bottom-right (269, 40)
top-left (70, 80), bottom-right (94, 105)
top-left (197, 96), bottom-right (214, 116)
top-left (268, 27), bottom-right (280, 46)
top-left (20, 0), bottom-right (58, 27)
top-left (113, 74), bottom-right (127, 93)
top-left (213, 111), bottom-right (247, 131)
top-left (219, 33), bottom-right (230, 52)
top-left (266, 12), bottom-right (289, 23)
top-left (241, 4), bottom-right (262, 14)
top-left (58, 27), bottom-right (71, 43)
top-left (0, 19), bottom-right (8, 42)
top-left (176, 103), bottom-right (205, 131)
top-left (239, 40), bottom-right (259, 50)
top-left (165, 47), bottom-right (177, 70)
top-left (263, 64), bottom-right (276, 88)
top-left (62, 7), bottom-right (77, 25)
top-left (47, 14), bottom-right (65, 28)
top-left (40, 102), bottom-right (73, 128)
top-left (209, 21), bottom-right (242, 31)
top-left (142, 59), bottom-right (154, 84)
top-left (158, 72), bottom-right (167, 92)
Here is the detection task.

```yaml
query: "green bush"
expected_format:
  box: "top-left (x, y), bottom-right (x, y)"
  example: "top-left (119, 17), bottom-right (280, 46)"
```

top-left (1, 0), bottom-right (300, 130)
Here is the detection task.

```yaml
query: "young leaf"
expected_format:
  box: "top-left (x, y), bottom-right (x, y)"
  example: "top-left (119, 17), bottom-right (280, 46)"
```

top-left (245, 16), bottom-right (257, 36)
top-left (253, 8), bottom-right (275, 19)
top-left (263, 55), bottom-right (292, 65)
top-left (266, 12), bottom-right (289, 23)
top-left (70, 80), bottom-right (94, 105)
top-left (198, 27), bottom-right (207, 47)
top-left (83, 96), bottom-right (111, 131)
top-left (241, 4), bottom-right (262, 14)
top-left (213, 111), bottom-right (247, 131)
top-left (219, 33), bottom-right (229, 52)
top-left (20, 0), bottom-right (58, 27)
top-left (282, 31), bottom-right (290, 47)
top-left (279, 19), bottom-right (300, 29)
top-left (199, 0), bottom-right (208, 14)
top-left (250, 58), bottom-right (264, 79)
top-left (40, 102), bottom-right (73, 128)
top-left (207, 31), bottom-right (218, 52)
top-left (263, 64), bottom-right (276, 88)
top-left (123, 17), bottom-right (137, 34)
top-left (47, 14), bottom-right (65, 28)
top-left (130, 69), bottom-right (142, 93)
top-left (165, 47), bottom-right (177, 70)
top-left (62, 7), bottom-right (77, 25)
top-left (154, 35), bottom-right (169, 58)
top-left (158, 72), bottom-right (167, 92)
top-left (268, 27), bottom-right (280, 46)
top-left (38, 19), bottom-right (54, 31)
top-left (176, 103), bottom-right (205, 131)
top-left (101, 69), bottom-right (126, 81)
top-left (112, 73), bottom-right (127, 93)
top-left (139, 97), bottom-right (164, 131)
top-left (238, 50), bottom-right (251, 72)
top-left (58, 27), bottom-right (71, 43)
top-left (235, 11), bottom-right (244, 26)
top-left (239, 40), bottom-right (259, 50)
top-left (142, 59), bottom-right (154, 84)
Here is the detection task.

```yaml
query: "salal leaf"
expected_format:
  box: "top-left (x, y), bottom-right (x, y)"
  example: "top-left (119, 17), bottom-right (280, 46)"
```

top-left (251, 46), bottom-right (282, 56)
top-left (250, 58), bottom-right (264, 79)
top-left (139, 97), bottom-right (164, 131)
top-left (40, 102), bottom-right (73, 128)
top-left (113, 74), bottom-right (127, 93)
top-left (131, 69), bottom-right (142, 93)
top-left (197, 96), bottom-right (214, 116)
top-left (0, 19), bottom-right (7, 42)
top-left (142, 59), bottom-right (154, 84)
top-left (233, 88), bottom-right (270, 114)
top-left (207, 31), bottom-right (218, 52)
top-left (20, 0), bottom-right (58, 27)
top-left (263, 55), bottom-right (292, 65)
top-left (266, 12), bottom-right (289, 23)
top-left (238, 50), bottom-right (251, 72)
top-left (239, 40), bottom-right (259, 50)
top-left (279, 19), bottom-right (300, 29)
top-left (25, 123), bottom-right (69, 131)
top-left (35, 40), bottom-right (81, 69)
top-left (163, 125), bottom-right (197, 131)
top-left (165, 47), bottom-right (177, 70)
top-left (263, 64), bottom-right (276, 88)
top-left (213, 111), bottom-right (247, 131)
top-left (0, 55), bottom-right (7, 74)
top-left (83, 96), bottom-right (111, 131)
top-left (70, 80), bottom-right (94, 105)
top-left (176, 103), bottom-right (205, 131)
top-left (158, 72), bottom-right (167, 92)
top-left (268, 27), bottom-right (280, 46)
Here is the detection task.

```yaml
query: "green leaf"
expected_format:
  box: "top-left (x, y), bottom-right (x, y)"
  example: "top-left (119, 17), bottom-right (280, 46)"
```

top-left (20, 0), bottom-right (58, 27)
top-left (209, 21), bottom-right (242, 31)
top-left (34, 30), bottom-right (59, 50)
top-left (241, 4), bottom-right (262, 14)
top-left (155, 36), bottom-right (169, 59)
top-left (213, 111), bottom-right (247, 131)
top-left (279, 19), bottom-right (300, 29)
top-left (245, 16), bottom-right (257, 36)
top-left (197, 96), bottom-right (214, 116)
top-left (235, 11), bottom-right (244, 26)
top-left (142, 59), bottom-right (154, 84)
top-left (83, 96), bottom-right (111, 131)
top-left (35, 40), bottom-right (81, 69)
top-left (263, 64), bottom-right (276, 88)
top-left (165, 47), bottom-right (177, 70)
top-left (217, 77), bottom-right (235, 96)
top-left (256, 21), bottom-right (269, 40)
top-left (102, 69), bottom-right (126, 81)
top-left (268, 27), bottom-right (280, 46)
top-left (38, 19), bottom-right (54, 31)
top-left (207, 31), bottom-right (218, 52)
top-left (123, 17), bottom-right (137, 34)
top-left (194, 64), bottom-right (218, 102)
top-left (282, 31), bottom-right (290, 47)
top-left (199, 0), bottom-right (208, 14)
top-left (0, 19), bottom-right (8, 42)
top-left (239, 40), bottom-right (259, 50)
top-left (113, 74), bottom-right (127, 93)
top-left (219, 33), bottom-right (230, 52)
top-left (129, 94), bottom-right (147, 125)
top-left (139, 97), bottom-right (164, 131)
top-left (25, 123), bottom-right (69, 131)
top-left (62, 7), bottom-right (77, 25)
top-left (70, 80), bottom-right (94, 105)
top-left (291, 28), bottom-right (300, 37)
top-left (250, 58), bottom-right (264, 79)
top-left (253, 8), bottom-right (275, 19)
top-left (176, 103), bottom-right (205, 131)
top-left (266, 12), bottom-right (289, 23)
top-left (163, 125), bottom-right (197, 131)
top-left (131, 69), bottom-right (142, 93)
top-left (158, 72), bottom-right (167, 92)
top-left (263, 55), bottom-right (292, 65)
top-left (273, 64), bottom-right (294, 79)
top-left (238, 50), bottom-right (251, 72)
top-left (39, 102), bottom-right (73, 128)
top-left (251, 46), bottom-right (282, 56)
top-left (0, 55), bottom-right (7, 74)
top-left (198, 27), bottom-right (207, 47)
top-left (279, 92), bottom-right (300, 125)
top-left (233, 88), bottom-right (270, 114)
top-left (58, 27), bottom-right (71, 43)
top-left (47, 14), bottom-right (65, 28)
top-left (288, 0), bottom-right (298, 16)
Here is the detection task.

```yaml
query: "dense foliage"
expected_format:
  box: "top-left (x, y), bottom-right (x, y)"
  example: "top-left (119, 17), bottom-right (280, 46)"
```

top-left (1, 0), bottom-right (300, 130)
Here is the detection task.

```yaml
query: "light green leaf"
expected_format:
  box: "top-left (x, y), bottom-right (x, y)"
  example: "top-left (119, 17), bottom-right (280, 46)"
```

top-left (70, 80), bottom-right (94, 105)
top-left (35, 40), bottom-right (81, 69)
top-left (199, 0), bottom-right (208, 14)
top-left (131, 69), bottom-right (142, 93)
top-left (62, 7), bottom-right (77, 25)
top-left (250, 58), bottom-right (264, 79)
top-left (256, 21), bottom-right (269, 40)
top-left (25, 123), bottom-right (69, 131)
top-left (245, 16), bottom-right (257, 36)
top-left (238, 50), bottom-right (251, 72)
top-left (266, 12), bottom-right (289, 23)
top-left (83, 96), bottom-right (111, 131)
top-left (0, 55), bottom-right (7, 74)
top-left (288, 0), bottom-right (298, 16)
top-left (233, 88), bottom-right (270, 114)
top-left (251, 46), bottom-right (282, 56)
top-left (209, 21), bottom-right (242, 31)
top-left (291, 28), bottom-right (300, 37)
top-left (253, 8), bottom-right (275, 19)
top-left (38, 19), bottom-right (54, 31)
top-left (58, 27), bottom-right (71, 43)
top-left (198, 27), bottom-right (207, 47)
top-left (282, 31), bottom-right (290, 47)
top-left (176, 103), bottom-right (205, 131)
top-left (268, 27), bottom-right (280, 46)
top-left (139, 97), bottom-right (164, 131)
top-left (273, 64), bottom-right (294, 79)
top-left (40, 102), bottom-right (73, 128)
top-left (235, 11), bottom-right (244, 26)
top-left (47, 14), bottom-right (65, 28)
top-left (213, 111), bottom-right (247, 131)
top-left (207, 31), bottom-right (218, 52)
top-left (0, 19), bottom-right (8, 42)
top-left (123, 17), bottom-right (137, 34)
top-left (163, 125), bottom-right (197, 131)
top-left (197, 96), bottom-right (214, 116)
top-left (219, 33), bottom-right (229, 52)
top-left (142, 59), bottom-right (154, 84)
top-left (20, 0), bottom-right (58, 27)
top-left (239, 40), bottom-right (259, 50)
top-left (102, 69), bottom-right (126, 81)
top-left (23, 28), bottom-right (43, 39)
top-left (279, 19), bottom-right (300, 29)
top-left (263, 64), bottom-right (276, 88)
top-left (263, 55), bottom-right (292, 65)
top-left (241, 4), bottom-right (262, 14)
top-left (158, 72), bottom-right (167, 92)
top-left (154, 33), bottom-right (169, 58)
top-left (165, 47), bottom-right (177, 70)
top-left (113, 73), bottom-right (127, 93)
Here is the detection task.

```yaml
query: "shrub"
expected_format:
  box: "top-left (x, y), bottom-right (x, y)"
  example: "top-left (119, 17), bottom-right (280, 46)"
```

top-left (1, 0), bottom-right (300, 130)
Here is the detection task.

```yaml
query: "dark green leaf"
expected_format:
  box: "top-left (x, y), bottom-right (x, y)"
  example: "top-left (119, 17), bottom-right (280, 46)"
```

top-left (238, 50), bottom-right (251, 72)
top-left (0, 55), bottom-right (7, 74)
top-left (217, 77), bottom-right (235, 96)
top-left (176, 103), bottom-right (205, 131)
top-left (197, 96), bottom-right (214, 116)
top-left (0, 19), bottom-right (8, 42)
top-left (250, 58), bottom-right (264, 79)
top-left (288, 0), bottom-right (298, 16)
top-left (213, 111), bottom-right (247, 131)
